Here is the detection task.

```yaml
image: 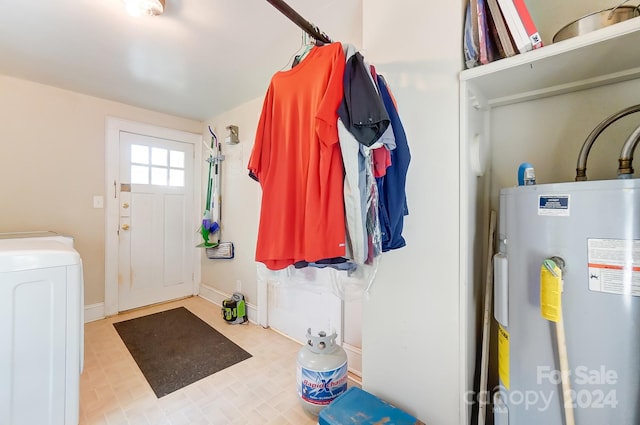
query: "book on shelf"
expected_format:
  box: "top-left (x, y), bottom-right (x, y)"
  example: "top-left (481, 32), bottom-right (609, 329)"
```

top-left (487, 2), bottom-right (513, 60)
top-left (470, 0), bottom-right (480, 56)
top-left (465, 0), bottom-right (541, 66)
top-left (496, 0), bottom-right (531, 53)
top-left (464, 2), bottom-right (480, 68)
top-left (477, 0), bottom-right (490, 64)
top-left (486, 7), bottom-right (506, 60)
top-left (483, 0), bottom-right (504, 62)
top-left (486, 0), bottom-right (517, 58)
top-left (469, 0), bottom-right (505, 65)
top-left (512, 0), bottom-right (543, 49)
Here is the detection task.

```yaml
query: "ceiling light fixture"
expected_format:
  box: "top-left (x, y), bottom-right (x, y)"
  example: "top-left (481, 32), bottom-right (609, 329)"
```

top-left (123, 0), bottom-right (165, 17)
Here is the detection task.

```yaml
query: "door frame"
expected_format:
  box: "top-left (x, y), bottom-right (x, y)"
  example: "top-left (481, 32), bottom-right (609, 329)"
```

top-left (104, 117), bottom-right (203, 316)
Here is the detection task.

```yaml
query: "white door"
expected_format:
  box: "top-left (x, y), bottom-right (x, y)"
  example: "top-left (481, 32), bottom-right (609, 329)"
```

top-left (117, 131), bottom-right (195, 311)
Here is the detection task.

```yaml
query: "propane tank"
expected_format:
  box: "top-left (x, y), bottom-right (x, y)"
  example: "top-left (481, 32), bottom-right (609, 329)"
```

top-left (296, 328), bottom-right (348, 416)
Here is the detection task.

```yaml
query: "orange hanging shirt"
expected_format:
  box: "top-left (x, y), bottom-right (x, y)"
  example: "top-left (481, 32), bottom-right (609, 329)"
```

top-left (248, 42), bottom-right (347, 270)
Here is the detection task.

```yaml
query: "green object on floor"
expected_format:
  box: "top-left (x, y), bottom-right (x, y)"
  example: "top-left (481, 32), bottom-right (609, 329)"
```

top-left (222, 292), bottom-right (248, 324)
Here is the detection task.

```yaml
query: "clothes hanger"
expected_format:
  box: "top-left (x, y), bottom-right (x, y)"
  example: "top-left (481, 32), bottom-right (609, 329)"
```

top-left (292, 39), bottom-right (313, 67)
top-left (292, 25), bottom-right (329, 66)
top-left (281, 30), bottom-right (313, 70)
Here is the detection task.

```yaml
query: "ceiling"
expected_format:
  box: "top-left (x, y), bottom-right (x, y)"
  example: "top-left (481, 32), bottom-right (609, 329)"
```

top-left (0, 0), bottom-right (361, 121)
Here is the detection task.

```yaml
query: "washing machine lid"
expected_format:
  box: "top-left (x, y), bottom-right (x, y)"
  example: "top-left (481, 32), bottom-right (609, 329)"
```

top-left (0, 238), bottom-right (81, 272)
top-left (0, 231), bottom-right (74, 246)
top-left (0, 231), bottom-right (60, 239)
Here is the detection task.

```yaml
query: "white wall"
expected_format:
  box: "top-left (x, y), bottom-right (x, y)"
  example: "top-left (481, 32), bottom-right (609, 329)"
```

top-left (200, 98), bottom-right (264, 304)
top-left (361, 1), bottom-right (464, 424)
top-left (490, 78), bottom-right (640, 209)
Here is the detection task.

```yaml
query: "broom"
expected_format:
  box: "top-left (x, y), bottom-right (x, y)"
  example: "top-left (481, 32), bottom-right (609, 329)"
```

top-left (197, 130), bottom-right (219, 248)
top-left (206, 127), bottom-right (234, 259)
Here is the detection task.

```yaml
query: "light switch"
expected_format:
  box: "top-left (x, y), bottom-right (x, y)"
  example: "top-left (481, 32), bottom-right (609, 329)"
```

top-left (93, 195), bottom-right (104, 209)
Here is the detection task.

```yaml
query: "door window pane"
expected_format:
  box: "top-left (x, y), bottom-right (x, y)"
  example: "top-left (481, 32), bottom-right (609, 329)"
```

top-left (170, 150), bottom-right (184, 168)
top-left (131, 144), bottom-right (149, 164)
top-left (130, 145), bottom-right (186, 187)
top-left (151, 167), bottom-right (168, 186)
top-left (131, 165), bottom-right (149, 184)
top-left (151, 148), bottom-right (168, 166)
top-left (169, 169), bottom-right (184, 187)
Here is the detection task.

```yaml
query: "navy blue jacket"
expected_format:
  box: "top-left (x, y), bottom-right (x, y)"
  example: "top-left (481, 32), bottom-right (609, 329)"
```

top-left (376, 75), bottom-right (411, 251)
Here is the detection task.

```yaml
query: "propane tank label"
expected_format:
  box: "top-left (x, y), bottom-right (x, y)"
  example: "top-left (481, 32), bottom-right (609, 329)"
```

top-left (587, 238), bottom-right (640, 296)
top-left (297, 361), bottom-right (348, 405)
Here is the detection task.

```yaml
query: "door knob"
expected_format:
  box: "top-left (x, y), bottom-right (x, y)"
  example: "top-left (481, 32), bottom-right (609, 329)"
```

top-left (122, 202), bottom-right (130, 208)
top-left (121, 224), bottom-right (130, 230)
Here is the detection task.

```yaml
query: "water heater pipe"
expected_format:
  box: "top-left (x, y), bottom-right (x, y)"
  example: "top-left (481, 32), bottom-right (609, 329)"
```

top-left (618, 124), bottom-right (640, 177)
top-left (575, 104), bottom-right (640, 181)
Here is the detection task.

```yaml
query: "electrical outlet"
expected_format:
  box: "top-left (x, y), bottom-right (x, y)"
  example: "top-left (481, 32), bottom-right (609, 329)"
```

top-left (93, 195), bottom-right (104, 209)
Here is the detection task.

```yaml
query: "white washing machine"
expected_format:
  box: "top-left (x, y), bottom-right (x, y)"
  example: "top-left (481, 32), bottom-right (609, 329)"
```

top-left (0, 232), bottom-right (84, 425)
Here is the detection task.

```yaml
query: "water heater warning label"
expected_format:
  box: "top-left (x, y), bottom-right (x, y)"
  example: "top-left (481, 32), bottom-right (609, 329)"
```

top-left (538, 195), bottom-right (570, 216)
top-left (587, 238), bottom-right (640, 296)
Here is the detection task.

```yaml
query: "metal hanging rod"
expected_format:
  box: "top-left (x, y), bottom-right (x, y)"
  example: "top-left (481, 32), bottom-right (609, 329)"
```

top-left (265, 0), bottom-right (332, 44)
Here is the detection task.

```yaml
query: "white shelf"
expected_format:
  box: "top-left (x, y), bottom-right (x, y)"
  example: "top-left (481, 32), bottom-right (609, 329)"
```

top-left (460, 17), bottom-right (640, 107)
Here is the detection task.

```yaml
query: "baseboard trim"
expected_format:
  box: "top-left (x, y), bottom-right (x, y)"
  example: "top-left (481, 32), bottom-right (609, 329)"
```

top-left (84, 302), bottom-right (105, 323)
top-left (83, 284), bottom-right (259, 324)
top-left (198, 283), bottom-right (258, 324)
top-left (342, 341), bottom-right (363, 378)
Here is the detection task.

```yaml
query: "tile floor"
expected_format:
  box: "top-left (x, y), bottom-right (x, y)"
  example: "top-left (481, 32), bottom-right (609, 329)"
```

top-left (80, 296), bottom-right (357, 425)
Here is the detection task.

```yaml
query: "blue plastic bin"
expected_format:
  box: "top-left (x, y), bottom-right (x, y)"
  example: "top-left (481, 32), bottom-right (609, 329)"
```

top-left (318, 387), bottom-right (425, 425)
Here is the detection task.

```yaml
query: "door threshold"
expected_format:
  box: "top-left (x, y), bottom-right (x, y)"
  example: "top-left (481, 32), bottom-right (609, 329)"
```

top-left (117, 295), bottom-right (195, 315)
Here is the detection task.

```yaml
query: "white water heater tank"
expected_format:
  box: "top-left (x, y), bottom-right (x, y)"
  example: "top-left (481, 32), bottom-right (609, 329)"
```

top-left (494, 179), bottom-right (640, 424)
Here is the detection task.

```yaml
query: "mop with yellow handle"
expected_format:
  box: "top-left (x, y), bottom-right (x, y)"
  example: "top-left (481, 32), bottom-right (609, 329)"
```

top-left (541, 257), bottom-right (575, 425)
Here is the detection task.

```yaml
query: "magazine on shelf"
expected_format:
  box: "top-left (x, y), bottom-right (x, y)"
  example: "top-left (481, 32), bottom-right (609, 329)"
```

top-left (470, 0), bottom-right (480, 55)
top-left (486, 0), bottom-right (517, 57)
top-left (512, 0), bottom-right (543, 49)
top-left (464, 2), bottom-right (480, 68)
top-left (496, 0), bottom-right (531, 53)
top-left (477, 0), bottom-right (491, 64)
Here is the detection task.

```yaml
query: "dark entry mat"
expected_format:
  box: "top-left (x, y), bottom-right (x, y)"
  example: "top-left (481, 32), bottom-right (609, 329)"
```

top-left (113, 306), bottom-right (252, 397)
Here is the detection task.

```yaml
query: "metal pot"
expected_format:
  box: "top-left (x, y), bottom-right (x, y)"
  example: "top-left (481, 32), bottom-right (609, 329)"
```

top-left (553, 3), bottom-right (640, 43)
